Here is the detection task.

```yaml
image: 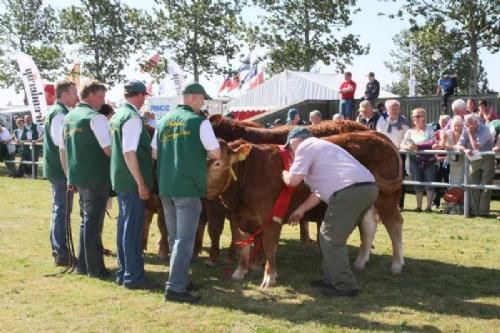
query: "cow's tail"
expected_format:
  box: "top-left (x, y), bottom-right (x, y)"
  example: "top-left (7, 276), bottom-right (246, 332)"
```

top-left (373, 137), bottom-right (403, 194)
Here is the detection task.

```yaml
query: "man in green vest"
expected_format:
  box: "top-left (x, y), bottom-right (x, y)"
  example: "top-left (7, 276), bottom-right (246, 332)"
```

top-left (60, 79), bottom-right (111, 278)
top-left (43, 80), bottom-right (79, 266)
top-left (152, 82), bottom-right (220, 304)
top-left (110, 80), bottom-right (153, 289)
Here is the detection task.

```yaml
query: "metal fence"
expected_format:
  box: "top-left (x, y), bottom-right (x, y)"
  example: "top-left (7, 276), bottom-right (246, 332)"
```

top-left (253, 94), bottom-right (499, 125)
top-left (401, 149), bottom-right (500, 218)
top-left (2, 141), bottom-right (43, 179)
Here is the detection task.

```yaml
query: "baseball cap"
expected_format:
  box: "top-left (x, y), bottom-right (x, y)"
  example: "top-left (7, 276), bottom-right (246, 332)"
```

top-left (284, 127), bottom-right (312, 148)
top-left (124, 80), bottom-right (149, 94)
top-left (286, 108), bottom-right (299, 122)
top-left (182, 82), bottom-right (212, 100)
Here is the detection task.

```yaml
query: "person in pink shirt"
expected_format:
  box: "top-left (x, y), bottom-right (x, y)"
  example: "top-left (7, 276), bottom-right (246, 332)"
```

top-left (338, 72), bottom-right (357, 120)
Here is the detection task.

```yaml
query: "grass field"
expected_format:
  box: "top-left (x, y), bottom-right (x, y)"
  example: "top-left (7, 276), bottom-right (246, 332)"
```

top-left (0, 173), bottom-right (499, 333)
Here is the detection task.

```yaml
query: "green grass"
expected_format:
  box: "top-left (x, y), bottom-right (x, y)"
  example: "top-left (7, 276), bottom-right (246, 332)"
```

top-left (0, 172), bottom-right (499, 333)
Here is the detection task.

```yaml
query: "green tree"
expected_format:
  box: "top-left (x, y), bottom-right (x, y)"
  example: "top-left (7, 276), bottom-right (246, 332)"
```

top-left (385, 21), bottom-right (490, 96)
top-left (154, 0), bottom-right (245, 82)
top-left (251, 0), bottom-right (368, 74)
top-left (0, 0), bottom-right (65, 88)
top-left (60, 0), bottom-right (152, 86)
top-left (387, 0), bottom-right (499, 94)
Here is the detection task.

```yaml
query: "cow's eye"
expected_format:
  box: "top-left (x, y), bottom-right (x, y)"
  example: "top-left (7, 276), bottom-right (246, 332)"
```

top-left (213, 160), bottom-right (222, 168)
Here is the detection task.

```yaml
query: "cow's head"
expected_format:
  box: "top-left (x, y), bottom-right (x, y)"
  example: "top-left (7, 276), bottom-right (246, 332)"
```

top-left (206, 140), bottom-right (252, 200)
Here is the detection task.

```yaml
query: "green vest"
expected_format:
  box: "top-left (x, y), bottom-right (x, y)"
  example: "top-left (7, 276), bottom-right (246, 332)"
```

top-left (43, 101), bottom-right (69, 180)
top-left (63, 103), bottom-right (110, 186)
top-left (21, 123), bottom-right (39, 140)
top-left (110, 103), bottom-right (153, 193)
top-left (157, 105), bottom-right (207, 197)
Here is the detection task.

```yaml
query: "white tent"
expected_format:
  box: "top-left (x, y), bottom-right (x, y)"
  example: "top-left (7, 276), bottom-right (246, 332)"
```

top-left (226, 70), bottom-right (397, 114)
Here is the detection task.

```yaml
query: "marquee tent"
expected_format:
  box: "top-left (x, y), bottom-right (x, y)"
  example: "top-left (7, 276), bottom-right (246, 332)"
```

top-left (226, 70), bottom-right (397, 120)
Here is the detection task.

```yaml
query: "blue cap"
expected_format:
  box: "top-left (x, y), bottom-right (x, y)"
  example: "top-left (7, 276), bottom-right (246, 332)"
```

top-left (284, 127), bottom-right (312, 148)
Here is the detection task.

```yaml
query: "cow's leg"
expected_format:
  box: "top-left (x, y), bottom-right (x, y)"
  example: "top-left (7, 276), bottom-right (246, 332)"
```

top-left (354, 206), bottom-right (378, 270)
top-left (143, 207), bottom-right (154, 251)
top-left (193, 219), bottom-right (206, 259)
top-left (260, 222), bottom-right (282, 288)
top-left (299, 219), bottom-right (311, 246)
top-left (232, 230), bottom-right (250, 280)
top-left (157, 207), bottom-right (169, 261)
top-left (206, 204), bottom-right (226, 267)
top-left (226, 220), bottom-right (238, 264)
top-left (383, 220), bottom-right (404, 274)
top-left (377, 193), bottom-right (405, 274)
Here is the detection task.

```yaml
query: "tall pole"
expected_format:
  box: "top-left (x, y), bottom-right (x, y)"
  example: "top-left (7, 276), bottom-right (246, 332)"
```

top-left (409, 39), bottom-right (416, 97)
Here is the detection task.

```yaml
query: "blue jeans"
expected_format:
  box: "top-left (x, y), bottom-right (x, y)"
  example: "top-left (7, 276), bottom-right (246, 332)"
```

top-left (161, 197), bottom-right (202, 293)
top-left (339, 99), bottom-right (354, 120)
top-left (76, 184), bottom-right (109, 277)
top-left (49, 178), bottom-right (73, 260)
top-left (116, 191), bottom-right (145, 286)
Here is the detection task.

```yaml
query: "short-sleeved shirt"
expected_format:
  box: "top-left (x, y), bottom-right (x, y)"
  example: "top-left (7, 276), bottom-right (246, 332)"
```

top-left (289, 137), bottom-right (375, 202)
top-left (339, 80), bottom-right (356, 100)
top-left (438, 78), bottom-right (453, 95)
top-left (458, 123), bottom-right (494, 151)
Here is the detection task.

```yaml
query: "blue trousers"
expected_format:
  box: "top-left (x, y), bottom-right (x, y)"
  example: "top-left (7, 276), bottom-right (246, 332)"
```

top-left (76, 184), bottom-right (109, 277)
top-left (116, 191), bottom-right (145, 286)
top-left (161, 197), bottom-right (202, 293)
top-left (49, 178), bottom-right (73, 260)
top-left (339, 99), bottom-right (354, 120)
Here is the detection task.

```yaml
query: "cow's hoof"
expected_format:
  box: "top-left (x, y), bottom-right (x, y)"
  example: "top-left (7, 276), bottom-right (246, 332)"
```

top-left (231, 268), bottom-right (248, 280)
top-left (354, 258), bottom-right (368, 270)
top-left (390, 262), bottom-right (404, 275)
top-left (259, 276), bottom-right (277, 289)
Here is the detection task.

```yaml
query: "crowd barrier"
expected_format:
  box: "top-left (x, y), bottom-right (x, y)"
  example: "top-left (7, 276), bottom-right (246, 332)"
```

top-left (3, 142), bottom-right (499, 218)
top-left (400, 149), bottom-right (500, 218)
top-left (3, 141), bottom-right (44, 179)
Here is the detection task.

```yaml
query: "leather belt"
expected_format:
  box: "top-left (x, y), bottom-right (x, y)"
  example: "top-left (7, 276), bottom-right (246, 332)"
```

top-left (335, 181), bottom-right (376, 196)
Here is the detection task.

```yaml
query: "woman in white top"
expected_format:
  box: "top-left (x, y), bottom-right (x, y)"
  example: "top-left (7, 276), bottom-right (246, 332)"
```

top-left (400, 108), bottom-right (437, 212)
top-left (437, 115), bottom-right (465, 186)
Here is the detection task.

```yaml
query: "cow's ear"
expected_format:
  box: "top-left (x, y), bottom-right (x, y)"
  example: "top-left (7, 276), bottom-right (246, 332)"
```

top-left (231, 144), bottom-right (252, 164)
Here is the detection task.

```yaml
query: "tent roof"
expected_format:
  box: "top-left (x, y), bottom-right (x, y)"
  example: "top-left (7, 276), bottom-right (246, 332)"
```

top-left (227, 70), bottom-right (397, 113)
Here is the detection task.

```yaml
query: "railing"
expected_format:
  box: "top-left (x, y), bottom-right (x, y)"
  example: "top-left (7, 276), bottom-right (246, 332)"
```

top-left (400, 149), bottom-right (499, 218)
top-left (3, 141), bottom-right (44, 179)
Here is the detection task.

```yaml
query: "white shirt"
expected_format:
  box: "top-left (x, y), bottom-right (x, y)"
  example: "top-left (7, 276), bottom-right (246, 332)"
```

top-left (290, 137), bottom-right (374, 202)
top-left (59, 112), bottom-right (111, 150)
top-left (24, 123), bottom-right (44, 140)
top-left (121, 103), bottom-right (143, 153)
top-left (50, 113), bottom-right (65, 148)
top-left (0, 127), bottom-right (15, 154)
top-left (150, 119), bottom-right (220, 151)
top-left (376, 117), bottom-right (410, 149)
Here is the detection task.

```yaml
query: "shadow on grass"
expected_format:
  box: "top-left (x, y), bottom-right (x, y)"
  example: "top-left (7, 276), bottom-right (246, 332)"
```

top-left (125, 237), bottom-right (499, 332)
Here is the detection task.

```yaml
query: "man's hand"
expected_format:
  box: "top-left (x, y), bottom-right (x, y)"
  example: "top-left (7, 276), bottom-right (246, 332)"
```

top-left (282, 170), bottom-right (290, 185)
top-left (67, 184), bottom-right (77, 193)
top-left (289, 208), bottom-right (304, 226)
top-left (464, 149), bottom-right (474, 157)
top-left (138, 182), bottom-right (150, 200)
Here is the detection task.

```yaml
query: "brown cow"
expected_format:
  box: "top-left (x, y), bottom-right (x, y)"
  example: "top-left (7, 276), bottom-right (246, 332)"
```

top-left (205, 116), bottom-right (371, 253)
top-left (206, 131), bottom-right (403, 288)
top-left (209, 114), bottom-right (369, 144)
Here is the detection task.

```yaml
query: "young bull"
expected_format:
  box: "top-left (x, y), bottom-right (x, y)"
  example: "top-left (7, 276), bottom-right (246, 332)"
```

top-left (206, 131), bottom-right (404, 288)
